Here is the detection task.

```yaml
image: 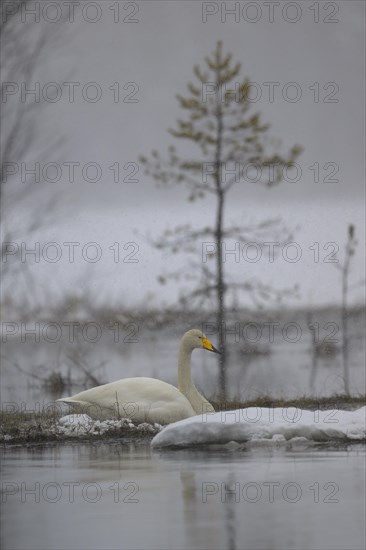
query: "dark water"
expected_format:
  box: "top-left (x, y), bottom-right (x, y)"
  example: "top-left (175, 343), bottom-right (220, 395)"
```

top-left (1, 442), bottom-right (365, 550)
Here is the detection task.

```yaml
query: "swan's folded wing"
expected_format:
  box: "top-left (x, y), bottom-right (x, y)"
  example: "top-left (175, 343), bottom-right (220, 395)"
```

top-left (57, 377), bottom-right (196, 423)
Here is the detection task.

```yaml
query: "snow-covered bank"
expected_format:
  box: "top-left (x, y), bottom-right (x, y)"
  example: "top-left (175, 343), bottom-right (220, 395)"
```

top-left (151, 406), bottom-right (366, 448)
top-left (58, 414), bottom-right (161, 437)
top-left (0, 414), bottom-right (161, 443)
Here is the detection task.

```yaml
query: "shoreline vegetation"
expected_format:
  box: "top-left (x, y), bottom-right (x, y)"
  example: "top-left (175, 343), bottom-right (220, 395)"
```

top-left (1, 394), bottom-right (365, 445)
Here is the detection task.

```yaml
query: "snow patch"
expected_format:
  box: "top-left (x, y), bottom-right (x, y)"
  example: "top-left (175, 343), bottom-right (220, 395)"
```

top-left (151, 406), bottom-right (366, 448)
top-left (57, 414), bottom-right (161, 437)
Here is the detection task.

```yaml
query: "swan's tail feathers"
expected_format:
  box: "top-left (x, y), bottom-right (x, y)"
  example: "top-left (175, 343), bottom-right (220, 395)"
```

top-left (57, 398), bottom-right (114, 420)
top-left (57, 397), bottom-right (77, 405)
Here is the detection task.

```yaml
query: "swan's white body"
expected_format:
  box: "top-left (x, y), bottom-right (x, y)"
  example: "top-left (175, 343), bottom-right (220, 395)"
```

top-left (57, 329), bottom-right (218, 424)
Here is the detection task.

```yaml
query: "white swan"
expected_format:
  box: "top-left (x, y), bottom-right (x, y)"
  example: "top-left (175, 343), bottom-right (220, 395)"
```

top-left (57, 329), bottom-right (219, 424)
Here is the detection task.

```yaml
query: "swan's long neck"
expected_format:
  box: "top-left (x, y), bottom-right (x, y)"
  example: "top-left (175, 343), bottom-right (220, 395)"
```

top-left (178, 342), bottom-right (215, 414)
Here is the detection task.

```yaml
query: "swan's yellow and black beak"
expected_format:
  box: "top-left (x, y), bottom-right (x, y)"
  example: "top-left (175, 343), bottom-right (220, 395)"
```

top-left (202, 337), bottom-right (221, 354)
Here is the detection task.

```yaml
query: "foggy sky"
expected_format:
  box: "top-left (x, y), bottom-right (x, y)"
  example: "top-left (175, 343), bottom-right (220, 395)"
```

top-left (3, 0), bottom-right (365, 309)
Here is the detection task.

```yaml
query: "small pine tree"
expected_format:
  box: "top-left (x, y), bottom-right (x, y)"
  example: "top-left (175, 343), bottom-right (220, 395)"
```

top-left (140, 42), bottom-right (302, 398)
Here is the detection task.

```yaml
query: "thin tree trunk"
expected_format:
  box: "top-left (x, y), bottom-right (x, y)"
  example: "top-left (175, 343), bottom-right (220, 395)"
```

top-left (342, 265), bottom-right (350, 394)
top-left (307, 311), bottom-right (318, 394)
top-left (216, 190), bottom-right (226, 397)
top-left (214, 80), bottom-right (227, 398)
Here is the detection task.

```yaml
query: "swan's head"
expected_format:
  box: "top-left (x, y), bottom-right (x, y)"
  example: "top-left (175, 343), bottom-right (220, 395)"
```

top-left (182, 329), bottom-right (220, 353)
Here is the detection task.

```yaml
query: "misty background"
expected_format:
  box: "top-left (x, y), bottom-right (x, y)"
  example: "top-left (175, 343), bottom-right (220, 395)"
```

top-left (1, 1), bottom-right (365, 402)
